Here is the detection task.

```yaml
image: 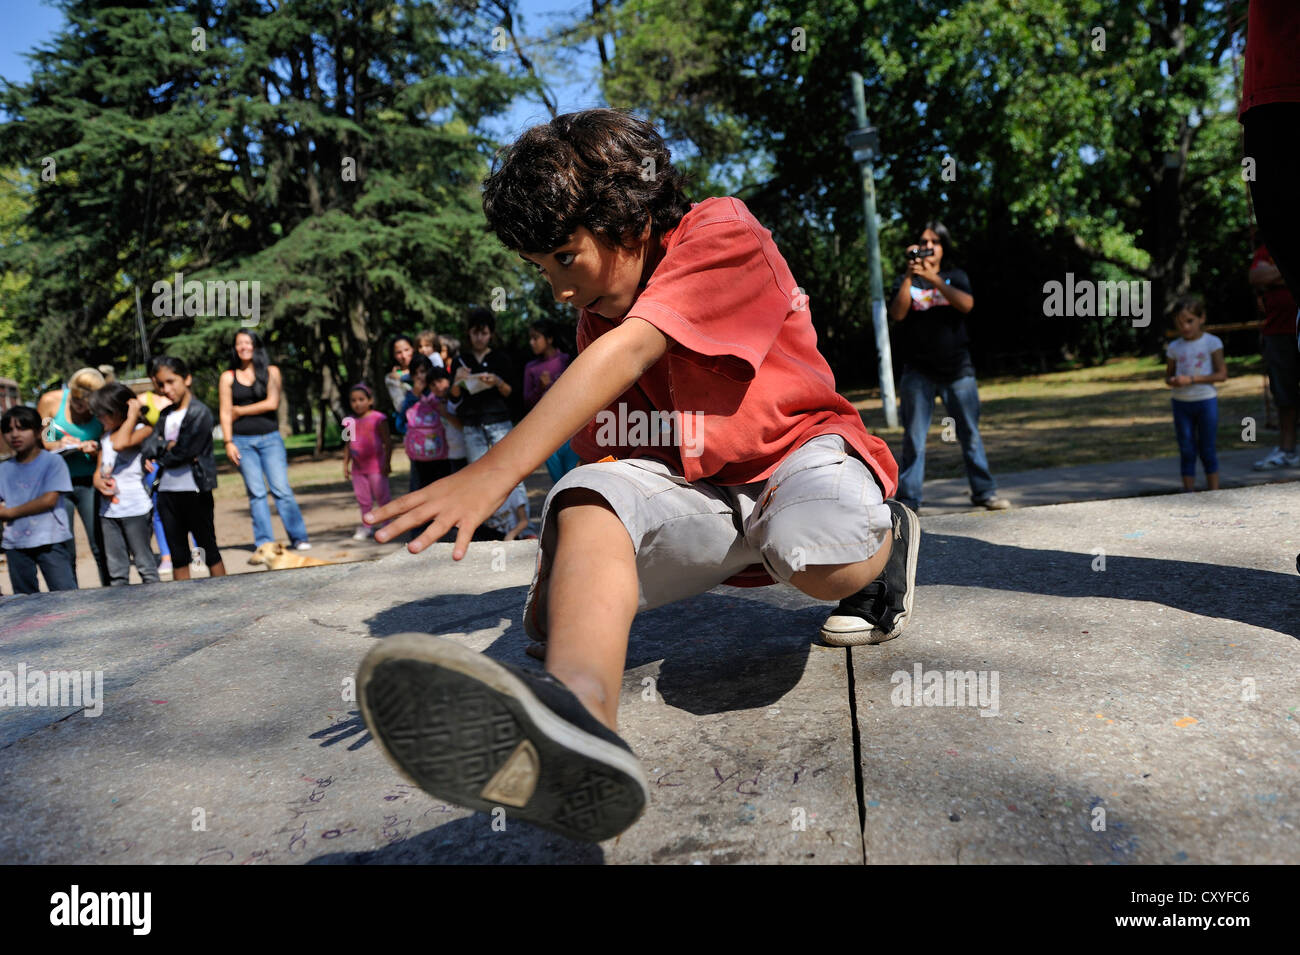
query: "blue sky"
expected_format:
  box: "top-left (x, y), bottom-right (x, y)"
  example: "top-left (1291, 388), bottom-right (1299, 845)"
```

top-left (0, 0), bottom-right (64, 89)
top-left (0, 0), bottom-right (605, 137)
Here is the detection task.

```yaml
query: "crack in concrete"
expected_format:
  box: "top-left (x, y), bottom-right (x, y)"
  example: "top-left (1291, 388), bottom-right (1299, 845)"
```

top-left (845, 647), bottom-right (867, 865)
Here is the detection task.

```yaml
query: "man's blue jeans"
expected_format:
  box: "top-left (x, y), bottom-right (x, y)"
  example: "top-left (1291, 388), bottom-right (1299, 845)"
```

top-left (231, 431), bottom-right (310, 546)
top-left (896, 369), bottom-right (997, 509)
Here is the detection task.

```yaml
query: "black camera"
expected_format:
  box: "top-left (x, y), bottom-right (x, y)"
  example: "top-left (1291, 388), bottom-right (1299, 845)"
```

top-left (906, 247), bottom-right (934, 262)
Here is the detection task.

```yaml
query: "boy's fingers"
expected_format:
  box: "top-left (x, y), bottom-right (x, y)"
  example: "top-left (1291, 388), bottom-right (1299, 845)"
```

top-left (408, 513), bottom-right (455, 554)
top-left (365, 490), bottom-right (424, 527)
top-left (372, 505), bottom-right (430, 542)
top-left (452, 523), bottom-right (476, 561)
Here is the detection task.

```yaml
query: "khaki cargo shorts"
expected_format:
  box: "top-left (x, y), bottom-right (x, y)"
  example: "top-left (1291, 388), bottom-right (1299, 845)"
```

top-left (522, 434), bottom-right (892, 641)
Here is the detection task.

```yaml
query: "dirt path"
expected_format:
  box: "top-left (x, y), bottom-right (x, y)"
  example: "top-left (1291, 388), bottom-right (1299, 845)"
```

top-left (11, 447), bottom-right (554, 592)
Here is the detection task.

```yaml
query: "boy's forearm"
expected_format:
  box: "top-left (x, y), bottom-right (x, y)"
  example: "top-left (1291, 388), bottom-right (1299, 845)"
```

top-left (479, 321), bottom-right (664, 485)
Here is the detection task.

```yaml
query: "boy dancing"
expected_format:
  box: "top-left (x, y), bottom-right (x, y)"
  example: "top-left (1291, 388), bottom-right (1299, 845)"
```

top-left (356, 109), bottom-right (918, 842)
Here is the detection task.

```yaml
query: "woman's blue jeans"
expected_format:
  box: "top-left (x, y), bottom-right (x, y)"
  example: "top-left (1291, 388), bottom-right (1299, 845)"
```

top-left (231, 431), bottom-right (310, 546)
top-left (897, 369), bottom-right (997, 509)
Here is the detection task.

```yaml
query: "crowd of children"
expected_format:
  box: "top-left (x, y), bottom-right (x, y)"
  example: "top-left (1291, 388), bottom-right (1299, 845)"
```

top-left (0, 313), bottom-right (544, 596)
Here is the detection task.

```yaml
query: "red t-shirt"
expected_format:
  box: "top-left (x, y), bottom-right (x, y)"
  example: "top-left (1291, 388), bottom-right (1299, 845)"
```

top-left (570, 196), bottom-right (898, 498)
top-left (1251, 246), bottom-right (1299, 335)
top-left (1240, 0), bottom-right (1300, 119)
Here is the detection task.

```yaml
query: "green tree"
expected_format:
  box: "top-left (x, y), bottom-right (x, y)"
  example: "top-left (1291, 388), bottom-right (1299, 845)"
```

top-left (575, 0), bottom-right (1251, 377)
top-left (0, 167), bottom-right (36, 395)
top-left (0, 0), bottom-right (543, 445)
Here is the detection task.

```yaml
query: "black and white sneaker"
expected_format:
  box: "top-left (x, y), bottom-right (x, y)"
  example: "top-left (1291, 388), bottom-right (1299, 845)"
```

top-left (357, 634), bottom-right (648, 843)
top-left (820, 499), bottom-right (920, 646)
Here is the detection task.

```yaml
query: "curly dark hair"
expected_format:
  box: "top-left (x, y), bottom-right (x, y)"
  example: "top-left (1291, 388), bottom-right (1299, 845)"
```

top-left (482, 109), bottom-right (692, 253)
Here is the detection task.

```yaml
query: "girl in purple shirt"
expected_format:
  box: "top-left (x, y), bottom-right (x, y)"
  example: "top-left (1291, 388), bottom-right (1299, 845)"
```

top-left (524, 320), bottom-right (581, 481)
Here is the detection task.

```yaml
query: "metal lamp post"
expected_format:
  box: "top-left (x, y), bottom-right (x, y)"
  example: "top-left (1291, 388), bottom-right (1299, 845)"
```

top-left (845, 71), bottom-right (898, 428)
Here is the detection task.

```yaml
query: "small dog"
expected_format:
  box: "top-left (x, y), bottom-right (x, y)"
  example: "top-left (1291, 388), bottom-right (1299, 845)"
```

top-left (252, 541), bottom-right (337, 570)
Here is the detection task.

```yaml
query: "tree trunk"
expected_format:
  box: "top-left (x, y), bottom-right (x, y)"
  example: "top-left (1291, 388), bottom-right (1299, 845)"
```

top-left (315, 397), bottom-right (328, 456)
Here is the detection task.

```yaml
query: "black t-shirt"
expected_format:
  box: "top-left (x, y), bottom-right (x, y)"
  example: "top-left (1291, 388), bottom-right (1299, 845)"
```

top-left (230, 372), bottom-right (278, 435)
top-left (452, 350), bottom-right (515, 425)
top-left (891, 267), bottom-right (975, 381)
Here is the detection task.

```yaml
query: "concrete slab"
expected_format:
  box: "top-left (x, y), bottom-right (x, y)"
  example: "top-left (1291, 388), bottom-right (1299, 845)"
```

top-left (7, 482), bottom-right (1294, 865)
top-left (0, 541), bottom-right (860, 865)
top-left (853, 484), bottom-right (1300, 864)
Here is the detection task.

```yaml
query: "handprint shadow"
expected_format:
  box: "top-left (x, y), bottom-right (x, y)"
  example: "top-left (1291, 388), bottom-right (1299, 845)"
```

top-left (309, 710), bottom-right (371, 751)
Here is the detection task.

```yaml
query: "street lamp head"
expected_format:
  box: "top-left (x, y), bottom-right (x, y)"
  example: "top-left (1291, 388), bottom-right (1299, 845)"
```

top-left (845, 126), bottom-right (880, 165)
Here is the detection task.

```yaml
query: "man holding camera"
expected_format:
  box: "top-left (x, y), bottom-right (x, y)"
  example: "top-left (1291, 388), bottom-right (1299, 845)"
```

top-left (889, 221), bottom-right (1007, 513)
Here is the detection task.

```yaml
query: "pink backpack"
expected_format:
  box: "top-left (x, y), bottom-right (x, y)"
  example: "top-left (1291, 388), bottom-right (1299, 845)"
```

top-left (404, 393), bottom-right (447, 462)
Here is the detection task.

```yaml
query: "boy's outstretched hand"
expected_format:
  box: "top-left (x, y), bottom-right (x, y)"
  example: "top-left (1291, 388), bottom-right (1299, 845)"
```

top-left (365, 462), bottom-right (515, 560)
top-left (363, 315), bottom-right (669, 558)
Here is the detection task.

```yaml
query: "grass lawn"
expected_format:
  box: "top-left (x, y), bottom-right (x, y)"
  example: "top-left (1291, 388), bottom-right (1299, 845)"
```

top-left (844, 354), bottom-right (1275, 479)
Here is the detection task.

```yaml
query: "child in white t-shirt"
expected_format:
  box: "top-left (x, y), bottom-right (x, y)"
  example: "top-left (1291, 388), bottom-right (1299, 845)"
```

top-left (1164, 296), bottom-right (1227, 491)
top-left (474, 483), bottom-right (533, 541)
top-left (90, 383), bottom-right (160, 584)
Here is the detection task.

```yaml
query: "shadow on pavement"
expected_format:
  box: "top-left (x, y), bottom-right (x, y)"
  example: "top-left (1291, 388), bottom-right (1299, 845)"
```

top-left (924, 533), bottom-right (1300, 639)
top-left (306, 814), bottom-right (604, 864)
top-left (362, 587), bottom-right (824, 715)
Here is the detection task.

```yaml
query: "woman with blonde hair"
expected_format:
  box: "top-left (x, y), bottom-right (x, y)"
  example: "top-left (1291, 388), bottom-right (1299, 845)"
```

top-left (36, 367), bottom-right (110, 585)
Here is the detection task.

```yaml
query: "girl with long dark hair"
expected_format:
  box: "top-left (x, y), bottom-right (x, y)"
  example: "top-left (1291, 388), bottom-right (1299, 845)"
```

top-left (218, 329), bottom-right (311, 560)
top-left (889, 220), bottom-right (1006, 513)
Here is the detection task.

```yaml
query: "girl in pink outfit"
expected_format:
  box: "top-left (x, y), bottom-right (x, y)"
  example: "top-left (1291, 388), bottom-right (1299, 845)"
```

top-left (343, 384), bottom-right (392, 539)
top-left (404, 358), bottom-right (459, 490)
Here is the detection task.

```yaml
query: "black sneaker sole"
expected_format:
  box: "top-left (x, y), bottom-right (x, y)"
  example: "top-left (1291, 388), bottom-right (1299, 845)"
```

top-left (357, 634), bottom-right (648, 843)
top-left (820, 500), bottom-right (920, 646)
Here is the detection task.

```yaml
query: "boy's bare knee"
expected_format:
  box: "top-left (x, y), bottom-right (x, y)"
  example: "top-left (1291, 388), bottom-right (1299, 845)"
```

top-left (789, 535), bottom-right (891, 601)
top-left (552, 488), bottom-right (633, 555)
top-left (554, 486), bottom-right (618, 517)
